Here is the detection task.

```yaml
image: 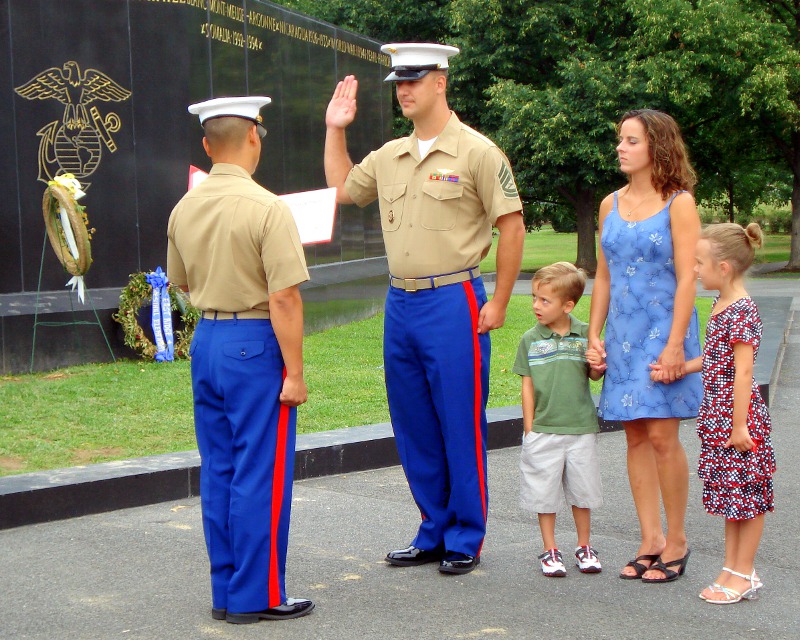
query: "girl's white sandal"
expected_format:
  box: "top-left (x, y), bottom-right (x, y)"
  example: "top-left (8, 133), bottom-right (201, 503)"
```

top-left (705, 568), bottom-right (760, 605)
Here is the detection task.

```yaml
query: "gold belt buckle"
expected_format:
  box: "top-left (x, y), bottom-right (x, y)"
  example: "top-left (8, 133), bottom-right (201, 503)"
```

top-left (404, 278), bottom-right (417, 292)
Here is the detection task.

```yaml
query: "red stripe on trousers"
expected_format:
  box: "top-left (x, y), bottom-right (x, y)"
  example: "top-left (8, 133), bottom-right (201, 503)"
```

top-left (461, 282), bottom-right (487, 521)
top-left (268, 368), bottom-right (290, 607)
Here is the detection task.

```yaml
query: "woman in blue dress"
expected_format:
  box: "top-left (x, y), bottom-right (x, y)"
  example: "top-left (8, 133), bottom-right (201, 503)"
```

top-left (588, 110), bottom-right (702, 583)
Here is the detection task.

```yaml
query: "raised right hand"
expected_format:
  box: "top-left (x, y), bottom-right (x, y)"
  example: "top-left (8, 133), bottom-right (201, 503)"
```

top-left (326, 75), bottom-right (358, 129)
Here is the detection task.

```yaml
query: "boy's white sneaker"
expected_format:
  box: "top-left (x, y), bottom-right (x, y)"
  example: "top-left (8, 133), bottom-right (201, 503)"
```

top-left (575, 545), bottom-right (602, 573)
top-left (538, 548), bottom-right (567, 577)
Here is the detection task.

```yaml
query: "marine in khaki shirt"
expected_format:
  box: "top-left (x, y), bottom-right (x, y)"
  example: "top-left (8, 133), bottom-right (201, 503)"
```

top-left (167, 96), bottom-right (314, 624)
top-left (167, 162), bottom-right (308, 314)
top-left (345, 111), bottom-right (522, 279)
top-left (324, 43), bottom-right (525, 575)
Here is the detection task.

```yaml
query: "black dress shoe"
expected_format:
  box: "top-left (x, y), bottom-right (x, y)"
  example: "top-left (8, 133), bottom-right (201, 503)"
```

top-left (385, 545), bottom-right (443, 566)
top-left (439, 552), bottom-right (480, 574)
top-left (211, 607), bottom-right (226, 621)
top-left (225, 598), bottom-right (315, 624)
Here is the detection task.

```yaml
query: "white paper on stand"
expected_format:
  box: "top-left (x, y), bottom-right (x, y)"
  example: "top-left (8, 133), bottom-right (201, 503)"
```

top-left (187, 166), bottom-right (336, 244)
top-left (278, 187), bottom-right (337, 245)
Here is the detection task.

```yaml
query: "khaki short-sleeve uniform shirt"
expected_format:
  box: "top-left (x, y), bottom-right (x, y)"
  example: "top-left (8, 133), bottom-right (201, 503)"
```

top-left (345, 112), bottom-right (522, 279)
top-left (167, 163), bottom-right (309, 313)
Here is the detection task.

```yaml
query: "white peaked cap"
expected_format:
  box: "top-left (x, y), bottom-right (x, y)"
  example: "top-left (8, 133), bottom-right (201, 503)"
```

top-left (380, 43), bottom-right (460, 82)
top-left (188, 96), bottom-right (272, 125)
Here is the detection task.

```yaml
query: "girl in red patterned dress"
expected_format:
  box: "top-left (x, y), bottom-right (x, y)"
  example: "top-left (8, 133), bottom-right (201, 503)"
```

top-left (652, 222), bottom-right (776, 604)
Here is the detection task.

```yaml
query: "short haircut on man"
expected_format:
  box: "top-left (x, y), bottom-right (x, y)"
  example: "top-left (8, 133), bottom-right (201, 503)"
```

top-left (203, 116), bottom-right (253, 147)
top-left (532, 261), bottom-right (587, 305)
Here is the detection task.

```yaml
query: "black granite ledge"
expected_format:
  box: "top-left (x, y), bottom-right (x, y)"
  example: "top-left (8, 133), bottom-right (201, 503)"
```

top-left (0, 257), bottom-right (390, 317)
top-left (0, 407), bottom-right (624, 531)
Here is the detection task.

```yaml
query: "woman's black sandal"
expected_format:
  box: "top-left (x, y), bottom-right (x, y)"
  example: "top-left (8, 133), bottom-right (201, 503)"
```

top-left (641, 549), bottom-right (691, 583)
top-left (619, 553), bottom-right (660, 580)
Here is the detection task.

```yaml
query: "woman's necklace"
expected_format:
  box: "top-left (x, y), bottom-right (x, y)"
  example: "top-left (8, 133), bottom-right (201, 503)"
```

top-left (622, 191), bottom-right (659, 218)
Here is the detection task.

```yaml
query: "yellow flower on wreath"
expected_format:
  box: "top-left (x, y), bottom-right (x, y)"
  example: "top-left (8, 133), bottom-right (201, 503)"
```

top-left (47, 173), bottom-right (96, 239)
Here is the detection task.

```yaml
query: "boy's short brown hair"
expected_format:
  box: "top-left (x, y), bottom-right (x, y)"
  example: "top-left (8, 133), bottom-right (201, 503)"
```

top-left (532, 261), bottom-right (587, 305)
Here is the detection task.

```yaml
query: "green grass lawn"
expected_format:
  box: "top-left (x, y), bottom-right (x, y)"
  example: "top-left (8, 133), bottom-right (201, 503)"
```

top-left (481, 226), bottom-right (579, 274)
top-left (757, 233), bottom-right (792, 265)
top-left (0, 294), bottom-right (712, 477)
top-left (480, 226), bottom-right (791, 274)
top-left (0, 227), bottom-right (789, 476)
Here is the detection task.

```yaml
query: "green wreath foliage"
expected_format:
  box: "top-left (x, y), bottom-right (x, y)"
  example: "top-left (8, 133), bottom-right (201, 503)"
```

top-left (113, 272), bottom-right (199, 360)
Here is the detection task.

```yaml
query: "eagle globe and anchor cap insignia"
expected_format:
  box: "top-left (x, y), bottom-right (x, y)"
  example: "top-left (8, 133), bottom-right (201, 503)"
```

top-left (14, 61), bottom-right (132, 189)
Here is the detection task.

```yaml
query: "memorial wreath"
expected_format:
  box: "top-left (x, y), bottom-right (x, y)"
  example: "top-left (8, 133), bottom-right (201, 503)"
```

top-left (42, 174), bottom-right (94, 277)
top-left (114, 271), bottom-right (199, 360)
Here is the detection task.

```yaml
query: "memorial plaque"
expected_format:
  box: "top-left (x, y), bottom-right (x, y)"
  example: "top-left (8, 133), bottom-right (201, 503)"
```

top-left (0, 0), bottom-right (392, 373)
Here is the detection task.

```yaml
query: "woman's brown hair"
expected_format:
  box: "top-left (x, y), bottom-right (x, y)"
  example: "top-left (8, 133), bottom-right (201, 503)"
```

top-left (618, 109), bottom-right (697, 199)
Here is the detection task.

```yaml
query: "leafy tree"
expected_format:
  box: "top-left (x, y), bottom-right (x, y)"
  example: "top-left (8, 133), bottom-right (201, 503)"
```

top-left (277, 0), bottom-right (800, 269)
top-left (627, 0), bottom-right (800, 267)
top-left (450, 0), bottom-right (644, 271)
top-left (685, 115), bottom-right (788, 223)
top-left (732, 0), bottom-right (800, 267)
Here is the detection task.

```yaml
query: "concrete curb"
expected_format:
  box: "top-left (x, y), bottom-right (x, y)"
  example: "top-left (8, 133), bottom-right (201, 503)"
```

top-left (0, 406), bottom-right (627, 531)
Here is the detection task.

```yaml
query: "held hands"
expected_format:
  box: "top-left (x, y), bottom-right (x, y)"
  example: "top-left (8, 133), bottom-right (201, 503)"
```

top-left (651, 352), bottom-right (700, 383)
top-left (280, 374), bottom-right (308, 407)
top-left (326, 75), bottom-right (358, 130)
top-left (648, 362), bottom-right (686, 384)
top-left (650, 343), bottom-right (686, 384)
top-left (586, 338), bottom-right (607, 373)
top-left (649, 363), bottom-right (665, 382)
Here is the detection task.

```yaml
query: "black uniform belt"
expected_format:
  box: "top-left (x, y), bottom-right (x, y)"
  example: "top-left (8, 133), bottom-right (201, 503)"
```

top-left (389, 267), bottom-right (480, 292)
top-left (201, 309), bottom-right (271, 320)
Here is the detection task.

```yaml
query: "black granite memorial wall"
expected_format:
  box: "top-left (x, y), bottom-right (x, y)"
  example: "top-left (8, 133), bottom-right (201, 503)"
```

top-left (0, 0), bottom-right (392, 373)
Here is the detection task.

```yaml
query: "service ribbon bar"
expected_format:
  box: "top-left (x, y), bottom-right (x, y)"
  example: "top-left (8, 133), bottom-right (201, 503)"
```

top-left (429, 172), bottom-right (459, 182)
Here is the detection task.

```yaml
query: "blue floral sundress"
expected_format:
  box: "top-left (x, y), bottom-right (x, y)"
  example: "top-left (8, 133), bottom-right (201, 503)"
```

top-left (598, 191), bottom-right (703, 421)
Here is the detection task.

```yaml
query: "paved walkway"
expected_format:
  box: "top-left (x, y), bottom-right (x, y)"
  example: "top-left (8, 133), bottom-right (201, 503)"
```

top-left (1, 273), bottom-right (799, 639)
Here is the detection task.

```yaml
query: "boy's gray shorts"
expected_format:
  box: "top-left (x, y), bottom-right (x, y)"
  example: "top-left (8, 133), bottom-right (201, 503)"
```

top-left (519, 431), bottom-right (603, 514)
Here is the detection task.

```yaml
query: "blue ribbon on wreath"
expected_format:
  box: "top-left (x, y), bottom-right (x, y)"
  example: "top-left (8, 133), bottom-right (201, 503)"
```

top-left (145, 267), bottom-right (174, 362)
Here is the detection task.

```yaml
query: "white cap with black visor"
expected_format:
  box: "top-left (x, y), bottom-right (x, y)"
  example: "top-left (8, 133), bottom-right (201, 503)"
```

top-left (188, 96), bottom-right (271, 138)
top-left (381, 43), bottom-right (460, 82)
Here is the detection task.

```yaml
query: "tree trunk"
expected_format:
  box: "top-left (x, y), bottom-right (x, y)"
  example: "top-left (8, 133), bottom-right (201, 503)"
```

top-left (790, 166), bottom-right (800, 269)
top-left (771, 133), bottom-right (800, 269)
top-left (574, 186), bottom-right (597, 273)
top-left (728, 180), bottom-right (735, 223)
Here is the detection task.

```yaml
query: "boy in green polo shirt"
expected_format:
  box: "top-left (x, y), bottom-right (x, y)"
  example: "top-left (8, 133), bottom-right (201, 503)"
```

top-left (512, 262), bottom-right (604, 577)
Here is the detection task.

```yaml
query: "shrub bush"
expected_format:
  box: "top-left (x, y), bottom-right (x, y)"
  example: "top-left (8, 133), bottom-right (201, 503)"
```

top-left (742, 203), bottom-right (791, 234)
top-left (698, 205), bottom-right (724, 225)
top-left (699, 202), bottom-right (791, 234)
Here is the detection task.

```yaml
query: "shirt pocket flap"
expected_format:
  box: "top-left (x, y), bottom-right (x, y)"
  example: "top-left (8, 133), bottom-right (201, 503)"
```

top-left (381, 183), bottom-right (407, 203)
top-left (223, 341), bottom-right (265, 361)
top-left (422, 181), bottom-right (464, 201)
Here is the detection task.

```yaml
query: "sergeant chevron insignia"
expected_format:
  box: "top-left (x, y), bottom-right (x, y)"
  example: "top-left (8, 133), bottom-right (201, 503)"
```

top-left (497, 162), bottom-right (519, 198)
